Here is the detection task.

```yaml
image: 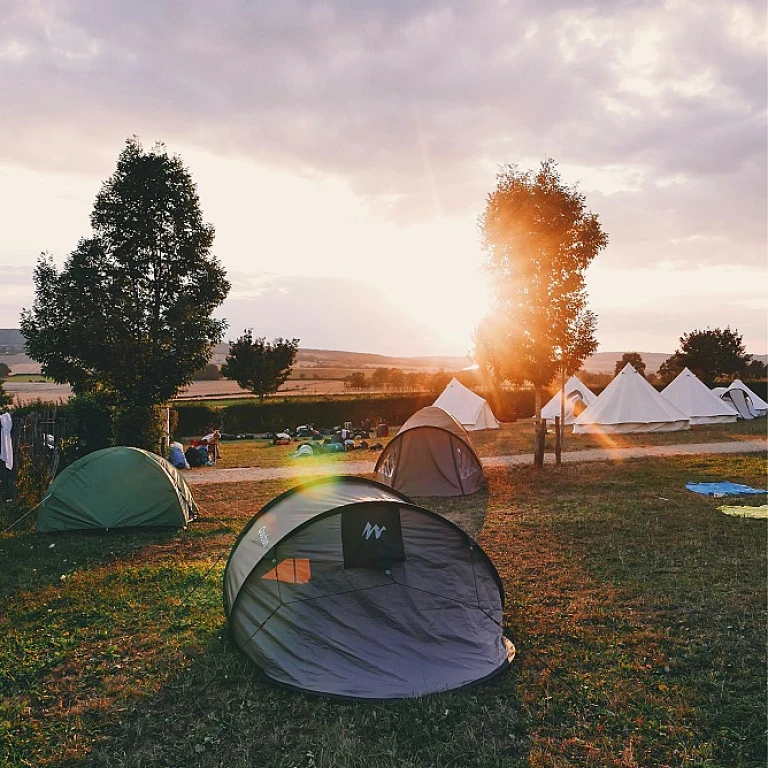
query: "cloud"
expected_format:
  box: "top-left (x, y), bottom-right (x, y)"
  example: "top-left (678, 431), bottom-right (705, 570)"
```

top-left (216, 272), bottom-right (444, 356)
top-left (0, 266), bottom-right (35, 326)
top-left (1, 2), bottom-right (763, 200)
top-left (0, 0), bottom-right (764, 347)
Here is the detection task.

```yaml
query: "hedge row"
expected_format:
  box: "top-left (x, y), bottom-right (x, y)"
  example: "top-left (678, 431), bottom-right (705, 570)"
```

top-left (173, 390), bottom-right (537, 438)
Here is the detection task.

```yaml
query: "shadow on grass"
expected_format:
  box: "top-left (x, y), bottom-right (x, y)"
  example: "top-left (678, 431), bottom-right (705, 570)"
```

top-left (41, 609), bottom-right (527, 768)
top-left (53, 635), bottom-right (526, 768)
top-left (4, 476), bottom-right (527, 768)
top-left (481, 455), bottom-right (766, 767)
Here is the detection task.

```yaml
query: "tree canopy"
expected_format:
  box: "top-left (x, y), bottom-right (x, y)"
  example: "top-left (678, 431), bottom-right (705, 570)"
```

top-left (615, 352), bottom-right (646, 378)
top-left (221, 331), bottom-right (299, 403)
top-left (474, 159), bottom-right (608, 415)
top-left (21, 137), bottom-right (230, 447)
top-left (660, 327), bottom-right (751, 385)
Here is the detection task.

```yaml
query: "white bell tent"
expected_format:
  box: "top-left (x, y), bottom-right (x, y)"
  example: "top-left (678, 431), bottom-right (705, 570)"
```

top-left (432, 378), bottom-right (500, 430)
top-left (727, 380), bottom-right (768, 417)
top-left (574, 363), bottom-right (690, 434)
top-left (541, 376), bottom-right (597, 425)
top-left (661, 368), bottom-right (738, 425)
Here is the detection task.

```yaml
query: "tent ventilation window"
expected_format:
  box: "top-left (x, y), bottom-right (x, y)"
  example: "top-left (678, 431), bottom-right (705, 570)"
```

top-left (262, 558), bottom-right (312, 584)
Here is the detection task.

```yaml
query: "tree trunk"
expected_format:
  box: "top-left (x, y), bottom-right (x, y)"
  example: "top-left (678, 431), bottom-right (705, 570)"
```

top-left (534, 384), bottom-right (543, 421)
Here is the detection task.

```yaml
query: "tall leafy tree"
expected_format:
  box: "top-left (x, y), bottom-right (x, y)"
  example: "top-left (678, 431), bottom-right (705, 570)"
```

top-left (663, 327), bottom-right (751, 385)
top-left (221, 330), bottom-right (299, 403)
top-left (21, 138), bottom-right (230, 448)
top-left (614, 352), bottom-right (646, 378)
top-left (475, 159), bottom-right (608, 416)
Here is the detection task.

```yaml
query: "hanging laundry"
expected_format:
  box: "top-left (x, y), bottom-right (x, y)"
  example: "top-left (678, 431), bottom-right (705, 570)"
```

top-left (0, 412), bottom-right (12, 471)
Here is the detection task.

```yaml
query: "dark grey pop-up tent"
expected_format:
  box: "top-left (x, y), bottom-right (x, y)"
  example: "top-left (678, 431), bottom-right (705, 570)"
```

top-left (224, 476), bottom-right (514, 699)
top-left (374, 406), bottom-right (485, 496)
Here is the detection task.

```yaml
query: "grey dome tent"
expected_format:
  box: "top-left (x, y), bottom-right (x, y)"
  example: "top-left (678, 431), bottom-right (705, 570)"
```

top-left (374, 406), bottom-right (485, 496)
top-left (36, 447), bottom-right (198, 532)
top-left (224, 476), bottom-right (514, 699)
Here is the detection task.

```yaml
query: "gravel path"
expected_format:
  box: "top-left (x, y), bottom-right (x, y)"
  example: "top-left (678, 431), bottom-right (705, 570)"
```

top-left (185, 439), bottom-right (766, 485)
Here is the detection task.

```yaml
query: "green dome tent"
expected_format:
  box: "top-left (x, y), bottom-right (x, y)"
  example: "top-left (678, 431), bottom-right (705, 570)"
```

top-left (36, 447), bottom-right (198, 532)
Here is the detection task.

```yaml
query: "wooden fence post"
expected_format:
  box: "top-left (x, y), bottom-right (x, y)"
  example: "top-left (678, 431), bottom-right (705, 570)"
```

top-left (554, 415), bottom-right (561, 466)
top-left (534, 418), bottom-right (546, 468)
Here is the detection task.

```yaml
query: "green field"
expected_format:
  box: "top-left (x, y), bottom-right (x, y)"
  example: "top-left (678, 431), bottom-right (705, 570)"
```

top-left (2, 451), bottom-right (766, 767)
top-left (5, 374), bottom-right (53, 383)
top-left (209, 418), bottom-right (766, 469)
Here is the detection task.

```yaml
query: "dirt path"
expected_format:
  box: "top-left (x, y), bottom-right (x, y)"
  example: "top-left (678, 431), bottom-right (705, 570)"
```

top-left (184, 439), bottom-right (766, 485)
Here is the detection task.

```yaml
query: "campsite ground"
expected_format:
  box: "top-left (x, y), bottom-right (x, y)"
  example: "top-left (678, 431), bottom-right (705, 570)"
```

top-left (1, 447), bottom-right (766, 767)
top-left (206, 418), bottom-right (766, 470)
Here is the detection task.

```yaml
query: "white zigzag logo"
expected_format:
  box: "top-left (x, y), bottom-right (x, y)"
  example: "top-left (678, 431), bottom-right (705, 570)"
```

top-left (362, 522), bottom-right (387, 540)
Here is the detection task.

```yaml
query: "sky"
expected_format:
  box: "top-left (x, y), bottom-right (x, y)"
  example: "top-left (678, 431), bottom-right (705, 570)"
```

top-left (1, 0), bottom-right (766, 358)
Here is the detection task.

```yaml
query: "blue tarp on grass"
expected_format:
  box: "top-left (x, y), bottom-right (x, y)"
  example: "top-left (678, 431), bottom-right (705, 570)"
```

top-left (686, 482), bottom-right (767, 497)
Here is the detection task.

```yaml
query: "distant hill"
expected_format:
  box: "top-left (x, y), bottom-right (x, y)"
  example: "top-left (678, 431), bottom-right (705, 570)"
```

top-left (0, 328), bottom-right (25, 354)
top-left (3, 330), bottom-right (765, 377)
top-left (209, 344), bottom-right (471, 372)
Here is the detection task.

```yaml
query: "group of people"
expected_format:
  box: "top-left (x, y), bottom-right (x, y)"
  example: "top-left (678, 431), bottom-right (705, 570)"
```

top-left (168, 430), bottom-right (220, 470)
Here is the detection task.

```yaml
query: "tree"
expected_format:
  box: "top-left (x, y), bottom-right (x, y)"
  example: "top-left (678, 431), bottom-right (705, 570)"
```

top-left (614, 352), bottom-right (646, 378)
top-left (346, 372), bottom-right (368, 390)
top-left (20, 138), bottom-right (230, 448)
top-left (0, 362), bottom-right (10, 380)
top-left (475, 159), bottom-right (608, 416)
top-left (370, 368), bottom-right (390, 389)
top-left (387, 368), bottom-right (405, 390)
top-left (740, 358), bottom-right (767, 380)
top-left (428, 369), bottom-right (452, 393)
top-left (664, 327), bottom-right (751, 385)
top-left (658, 354), bottom-right (685, 384)
top-left (221, 330), bottom-right (299, 402)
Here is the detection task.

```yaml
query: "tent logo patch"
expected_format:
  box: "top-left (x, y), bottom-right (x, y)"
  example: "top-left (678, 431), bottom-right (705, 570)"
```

top-left (342, 503), bottom-right (404, 569)
top-left (363, 522), bottom-right (387, 540)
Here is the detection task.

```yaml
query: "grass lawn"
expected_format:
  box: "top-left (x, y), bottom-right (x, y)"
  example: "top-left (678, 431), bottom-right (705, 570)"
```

top-left (5, 374), bottom-right (54, 383)
top-left (211, 419), bottom-right (766, 470)
top-left (2, 452), bottom-right (766, 767)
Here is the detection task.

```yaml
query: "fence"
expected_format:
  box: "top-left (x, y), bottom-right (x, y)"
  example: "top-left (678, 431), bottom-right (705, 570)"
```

top-left (0, 408), bottom-right (68, 505)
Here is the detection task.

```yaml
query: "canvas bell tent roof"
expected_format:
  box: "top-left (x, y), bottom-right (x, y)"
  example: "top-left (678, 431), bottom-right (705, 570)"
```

top-left (717, 387), bottom-right (757, 419)
top-left (541, 376), bottom-right (597, 425)
top-left (728, 380), bottom-right (768, 416)
top-left (36, 447), bottom-right (198, 532)
top-left (224, 476), bottom-right (514, 699)
top-left (574, 363), bottom-right (690, 434)
top-left (432, 378), bottom-right (499, 430)
top-left (661, 368), bottom-right (738, 425)
top-left (374, 406), bottom-right (485, 496)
